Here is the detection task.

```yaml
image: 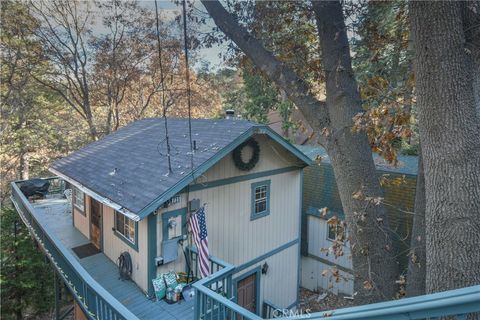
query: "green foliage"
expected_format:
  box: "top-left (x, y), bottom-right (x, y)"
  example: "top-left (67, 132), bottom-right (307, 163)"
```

top-left (242, 69), bottom-right (276, 123)
top-left (200, 68), bottom-right (248, 118)
top-left (0, 207), bottom-right (54, 319)
top-left (1, 0), bottom-right (89, 200)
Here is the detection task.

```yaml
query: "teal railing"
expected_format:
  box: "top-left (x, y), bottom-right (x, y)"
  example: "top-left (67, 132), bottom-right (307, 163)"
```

top-left (13, 178), bottom-right (480, 320)
top-left (11, 180), bottom-right (138, 320)
top-left (262, 300), bottom-right (283, 319)
top-left (292, 285), bottom-right (480, 320)
top-left (187, 247), bottom-right (263, 319)
top-left (188, 245), bottom-right (480, 320)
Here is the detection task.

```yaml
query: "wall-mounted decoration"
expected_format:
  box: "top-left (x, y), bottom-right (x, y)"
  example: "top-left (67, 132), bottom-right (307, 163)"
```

top-left (232, 138), bottom-right (260, 171)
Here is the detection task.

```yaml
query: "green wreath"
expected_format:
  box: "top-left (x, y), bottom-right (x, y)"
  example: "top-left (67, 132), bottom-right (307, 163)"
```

top-left (232, 138), bottom-right (260, 171)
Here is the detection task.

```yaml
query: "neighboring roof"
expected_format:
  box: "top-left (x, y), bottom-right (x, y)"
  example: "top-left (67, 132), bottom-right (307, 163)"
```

top-left (295, 145), bottom-right (418, 176)
top-left (51, 118), bottom-right (311, 220)
top-left (267, 110), bottom-right (315, 145)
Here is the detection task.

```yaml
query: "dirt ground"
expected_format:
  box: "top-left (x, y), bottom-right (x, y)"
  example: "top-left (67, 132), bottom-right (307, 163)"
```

top-left (298, 287), bottom-right (355, 313)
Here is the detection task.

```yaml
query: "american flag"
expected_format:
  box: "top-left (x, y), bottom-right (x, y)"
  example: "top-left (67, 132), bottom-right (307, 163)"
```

top-left (188, 207), bottom-right (210, 278)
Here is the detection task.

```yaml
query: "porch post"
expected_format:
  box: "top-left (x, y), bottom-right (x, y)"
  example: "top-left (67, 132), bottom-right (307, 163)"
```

top-left (147, 214), bottom-right (157, 297)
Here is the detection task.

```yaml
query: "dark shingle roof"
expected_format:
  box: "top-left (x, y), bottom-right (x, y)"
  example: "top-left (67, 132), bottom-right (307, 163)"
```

top-left (51, 119), bottom-right (256, 214)
top-left (295, 145), bottom-right (418, 175)
top-left (51, 118), bottom-right (311, 219)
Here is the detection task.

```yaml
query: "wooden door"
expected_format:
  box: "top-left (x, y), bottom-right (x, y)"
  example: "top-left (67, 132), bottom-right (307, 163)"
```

top-left (90, 198), bottom-right (102, 250)
top-left (237, 272), bottom-right (257, 314)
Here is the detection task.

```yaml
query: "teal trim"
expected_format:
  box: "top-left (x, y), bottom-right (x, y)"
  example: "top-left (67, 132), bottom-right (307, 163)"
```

top-left (286, 299), bottom-right (299, 310)
top-left (258, 127), bottom-right (313, 166)
top-left (235, 238), bottom-right (299, 273)
top-left (188, 166), bottom-right (299, 192)
top-left (136, 126), bottom-right (312, 219)
top-left (296, 169), bottom-right (303, 306)
top-left (250, 180), bottom-right (271, 221)
top-left (147, 214), bottom-right (157, 297)
top-left (233, 266), bottom-right (262, 316)
top-left (306, 253), bottom-right (354, 274)
top-left (113, 211), bottom-right (139, 251)
top-left (137, 127), bottom-right (256, 219)
top-left (306, 205), bottom-right (343, 220)
top-left (161, 207), bottom-right (187, 241)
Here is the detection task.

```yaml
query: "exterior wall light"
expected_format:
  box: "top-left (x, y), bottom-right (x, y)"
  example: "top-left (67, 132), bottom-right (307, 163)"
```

top-left (262, 262), bottom-right (269, 274)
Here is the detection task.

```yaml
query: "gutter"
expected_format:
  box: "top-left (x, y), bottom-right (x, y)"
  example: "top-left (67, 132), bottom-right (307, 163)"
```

top-left (49, 167), bottom-right (141, 222)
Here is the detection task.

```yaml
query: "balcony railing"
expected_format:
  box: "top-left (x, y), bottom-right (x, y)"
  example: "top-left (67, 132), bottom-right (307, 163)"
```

top-left (12, 178), bottom-right (480, 320)
top-left (11, 179), bottom-right (139, 320)
top-left (187, 242), bottom-right (480, 320)
top-left (262, 300), bottom-right (283, 319)
top-left (187, 247), bottom-right (263, 320)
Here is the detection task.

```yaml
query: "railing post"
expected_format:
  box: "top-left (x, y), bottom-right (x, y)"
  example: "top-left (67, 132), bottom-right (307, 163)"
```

top-left (226, 274), bottom-right (232, 300)
top-left (195, 287), bottom-right (201, 320)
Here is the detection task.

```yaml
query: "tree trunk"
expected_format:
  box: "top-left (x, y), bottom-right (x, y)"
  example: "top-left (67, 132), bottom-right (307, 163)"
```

top-left (406, 150), bottom-right (426, 297)
top-left (202, 0), bottom-right (399, 303)
top-left (410, 1), bottom-right (480, 293)
top-left (19, 151), bottom-right (29, 180)
top-left (312, 1), bottom-right (398, 303)
top-left (463, 2), bottom-right (480, 119)
top-left (85, 112), bottom-right (98, 141)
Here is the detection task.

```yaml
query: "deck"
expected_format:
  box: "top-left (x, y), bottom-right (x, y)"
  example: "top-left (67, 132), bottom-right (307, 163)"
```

top-left (12, 178), bottom-right (480, 320)
top-left (14, 191), bottom-right (193, 320)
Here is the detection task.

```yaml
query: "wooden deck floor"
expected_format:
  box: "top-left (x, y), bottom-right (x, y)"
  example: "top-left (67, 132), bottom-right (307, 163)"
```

top-left (32, 198), bottom-right (194, 320)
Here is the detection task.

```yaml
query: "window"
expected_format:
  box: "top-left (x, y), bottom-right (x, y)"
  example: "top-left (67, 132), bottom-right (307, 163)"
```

top-left (73, 187), bottom-right (84, 212)
top-left (251, 180), bottom-right (270, 220)
top-left (115, 211), bottom-right (136, 244)
top-left (327, 224), bottom-right (345, 242)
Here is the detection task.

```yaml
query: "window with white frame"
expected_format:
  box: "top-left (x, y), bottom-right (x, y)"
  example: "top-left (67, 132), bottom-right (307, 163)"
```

top-left (73, 187), bottom-right (85, 212)
top-left (251, 180), bottom-right (270, 220)
top-left (327, 224), bottom-right (345, 242)
top-left (115, 211), bottom-right (136, 243)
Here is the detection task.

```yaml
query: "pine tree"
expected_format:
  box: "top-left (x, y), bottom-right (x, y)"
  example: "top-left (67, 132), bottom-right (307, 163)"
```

top-left (0, 208), bottom-right (54, 319)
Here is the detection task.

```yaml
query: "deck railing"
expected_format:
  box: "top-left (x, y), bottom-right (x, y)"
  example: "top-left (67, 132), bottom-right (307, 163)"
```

top-left (187, 248), bottom-right (480, 320)
top-left (12, 178), bottom-right (480, 320)
top-left (262, 300), bottom-right (283, 319)
top-left (11, 180), bottom-right (139, 320)
top-left (187, 247), bottom-right (263, 319)
top-left (287, 284), bottom-right (480, 319)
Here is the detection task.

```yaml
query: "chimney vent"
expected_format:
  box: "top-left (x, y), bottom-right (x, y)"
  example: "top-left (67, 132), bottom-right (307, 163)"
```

top-left (225, 109), bottom-right (235, 119)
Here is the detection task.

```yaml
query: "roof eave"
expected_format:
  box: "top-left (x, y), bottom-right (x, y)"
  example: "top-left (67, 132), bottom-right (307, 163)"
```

top-left (49, 167), bottom-right (141, 221)
top-left (136, 125), bottom-right (312, 219)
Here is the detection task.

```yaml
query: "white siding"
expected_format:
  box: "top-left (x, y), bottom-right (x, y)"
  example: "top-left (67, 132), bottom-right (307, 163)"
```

top-left (69, 133), bottom-right (303, 300)
top-left (301, 256), bottom-right (353, 295)
top-left (307, 216), bottom-right (352, 269)
top-left (301, 215), bottom-right (354, 295)
top-left (153, 134), bottom-right (302, 308)
top-left (254, 243), bottom-right (299, 308)
top-left (189, 170), bottom-right (300, 267)
top-left (193, 134), bottom-right (303, 184)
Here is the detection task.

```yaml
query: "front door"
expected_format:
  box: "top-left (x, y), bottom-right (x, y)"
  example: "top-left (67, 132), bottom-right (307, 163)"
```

top-left (90, 198), bottom-right (102, 250)
top-left (237, 272), bottom-right (257, 314)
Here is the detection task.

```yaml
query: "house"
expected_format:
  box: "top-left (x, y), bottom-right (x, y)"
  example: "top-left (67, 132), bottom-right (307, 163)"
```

top-left (11, 118), bottom-right (312, 319)
top-left (296, 145), bottom-right (418, 296)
